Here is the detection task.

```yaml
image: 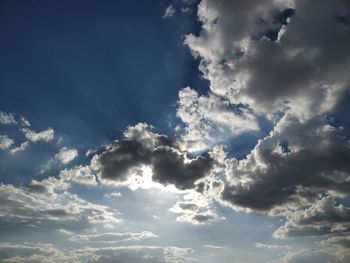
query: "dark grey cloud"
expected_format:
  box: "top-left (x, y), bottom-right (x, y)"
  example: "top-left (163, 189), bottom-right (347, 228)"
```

top-left (221, 115), bottom-right (350, 212)
top-left (192, 213), bottom-right (216, 224)
top-left (95, 123), bottom-right (213, 190)
top-left (169, 199), bottom-right (220, 225)
top-left (178, 202), bottom-right (198, 211)
top-left (274, 196), bottom-right (350, 238)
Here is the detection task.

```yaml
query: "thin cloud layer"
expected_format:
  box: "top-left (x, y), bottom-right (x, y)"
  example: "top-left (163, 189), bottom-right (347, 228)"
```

top-left (0, 177), bottom-right (119, 230)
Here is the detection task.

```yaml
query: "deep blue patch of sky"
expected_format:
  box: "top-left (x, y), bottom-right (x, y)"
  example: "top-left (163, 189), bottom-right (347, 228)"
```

top-left (0, 0), bottom-right (208, 149)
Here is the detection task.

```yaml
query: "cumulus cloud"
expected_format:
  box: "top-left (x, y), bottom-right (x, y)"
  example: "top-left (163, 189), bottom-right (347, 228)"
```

top-left (59, 165), bottom-right (97, 185)
top-left (0, 135), bottom-right (14, 150)
top-left (185, 0), bottom-right (350, 116)
top-left (22, 127), bottom-right (54, 142)
top-left (55, 147), bottom-right (78, 164)
top-left (169, 185), bottom-right (223, 225)
top-left (170, 201), bottom-right (220, 225)
top-left (94, 123), bottom-right (213, 190)
top-left (274, 196), bottom-right (350, 238)
top-left (221, 114), bottom-right (350, 212)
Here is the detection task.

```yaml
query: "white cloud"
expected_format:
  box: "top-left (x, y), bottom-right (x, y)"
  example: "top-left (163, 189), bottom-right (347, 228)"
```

top-left (163, 5), bottom-right (176, 19)
top-left (59, 165), bottom-right (97, 185)
top-left (22, 127), bottom-right (54, 142)
top-left (70, 231), bottom-right (157, 244)
top-left (185, 0), bottom-right (350, 118)
top-left (0, 111), bottom-right (30, 126)
top-left (177, 87), bottom-right (259, 152)
top-left (0, 242), bottom-right (78, 263)
top-left (73, 245), bottom-right (193, 263)
top-left (10, 141), bottom-right (30, 154)
top-left (105, 191), bottom-right (122, 198)
top-left (55, 147), bottom-right (78, 164)
top-left (0, 135), bottom-right (14, 150)
top-left (0, 178), bottom-right (120, 228)
top-left (0, 111), bottom-right (17, 125)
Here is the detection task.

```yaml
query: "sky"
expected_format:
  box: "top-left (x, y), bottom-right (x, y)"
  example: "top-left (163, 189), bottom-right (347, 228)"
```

top-left (0, 0), bottom-right (349, 262)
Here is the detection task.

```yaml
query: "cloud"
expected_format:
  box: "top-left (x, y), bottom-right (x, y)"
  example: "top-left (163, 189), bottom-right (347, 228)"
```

top-left (104, 191), bottom-right (122, 198)
top-left (59, 165), bottom-right (97, 185)
top-left (73, 245), bottom-right (193, 263)
top-left (169, 188), bottom-right (223, 225)
top-left (170, 201), bottom-right (219, 225)
top-left (320, 236), bottom-right (350, 261)
top-left (185, 0), bottom-right (350, 116)
top-left (163, 5), bottom-right (176, 19)
top-left (0, 111), bottom-right (30, 126)
top-left (0, 135), bottom-right (14, 150)
top-left (70, 231), bottom-right (157, 244)
top-left (10, 141), bottom-right (29, 154)
top-left (274, 196), bottom-right (350, 238)
top-left (22, 127), bottom-right (54, 142)
top-left (0, 178), bottom-right (119, 229)
top-left (176, 87), bottom-right (259, 152)
top-left (0, 242), bottom-right (193, 263)
top-left (255, 243), bottom-right (290, 250)
top-left (280, 249), bottom-right (338, 263)
top-left (0, 111), bottom-right (17, 125)
top-left (0, 242), bottom-right (77, 263)
top-left (94, 123), bottom-right (213, 190)
top-left (55, 147), bottom-right (78, 164)
top-left (221, 114), bottom-right (350, 212)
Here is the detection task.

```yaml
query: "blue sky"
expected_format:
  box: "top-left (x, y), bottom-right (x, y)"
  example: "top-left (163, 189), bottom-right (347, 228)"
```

top-left (1, 0), bottom-right (350, 262)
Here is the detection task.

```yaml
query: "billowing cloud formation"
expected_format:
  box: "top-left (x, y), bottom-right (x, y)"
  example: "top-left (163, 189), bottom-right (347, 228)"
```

top-left (95, 123), bottom-right (213, 190)
top-left (22, 127), bottom-right (54, 142)
top-left (221, 114), bottom-right (350, 212)
top-left (185, 0), bottom-right (350, 116)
